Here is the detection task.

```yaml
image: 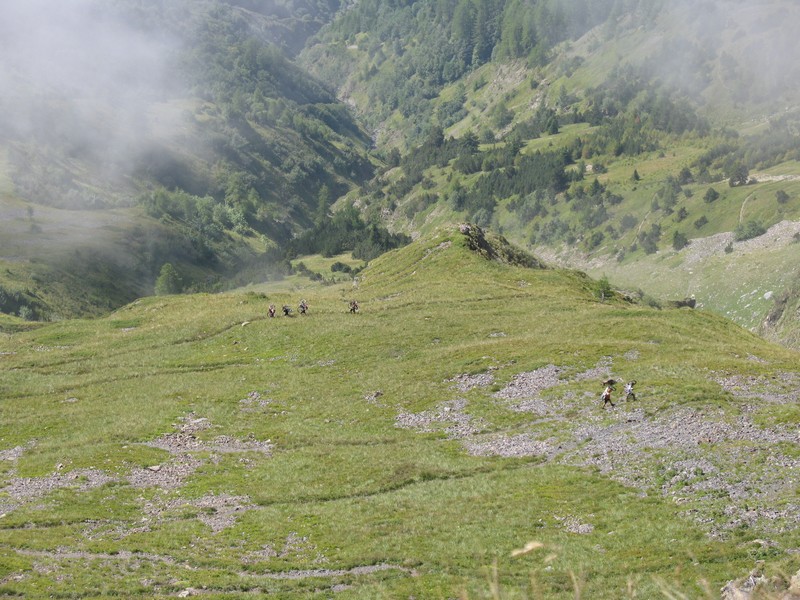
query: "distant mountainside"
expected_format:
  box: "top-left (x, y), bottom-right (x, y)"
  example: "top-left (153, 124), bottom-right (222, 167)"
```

top-left (299, 0), bottom-right (800, 347)
top-left (219, 0), bottom-right (352, 56)
top-left (3, 0), bottom-right (800, 350)
top-left (2, 0), bottom-right (366, 213)
top-left (0, 0), bottom-right (375, 318)
top-left (301, 0), bottom-right (800, 148)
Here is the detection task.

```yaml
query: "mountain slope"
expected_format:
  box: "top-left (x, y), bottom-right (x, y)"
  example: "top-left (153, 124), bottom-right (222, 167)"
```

top-left (301, 0), bottom-right (800, 346)
top-left (302, 0), bottom-right (800, 148)
top-left (1, 225), bottom-right (799, 598)
top-left (4, 0), bottom-right (800, 354)
top-left (0, 0), bottom-right (373, 318)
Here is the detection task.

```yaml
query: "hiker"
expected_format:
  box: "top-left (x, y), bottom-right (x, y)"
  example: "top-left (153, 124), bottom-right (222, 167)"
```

top-left (600, 379), bottom-right (616, 408)
top-left (624, 380), bottom-right (637, 401)
top-left (349, 300), bottom-right (359, 313)
top-left (282, 304), bottom-right (292, 316)
top-left (298, 299), bottom-right (308, 315)
top-left (268, 304), bottom-right (276, 318)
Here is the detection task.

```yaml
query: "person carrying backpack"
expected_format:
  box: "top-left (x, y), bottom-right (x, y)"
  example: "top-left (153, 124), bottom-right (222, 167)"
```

top-left (624, 380), bottom-right (637, 401)
top-left (600, 379), bottom-right (616, 408)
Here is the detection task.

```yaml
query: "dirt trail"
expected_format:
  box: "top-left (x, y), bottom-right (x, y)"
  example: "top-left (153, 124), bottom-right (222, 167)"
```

top-left (739, 192), bottom-right (754, 224)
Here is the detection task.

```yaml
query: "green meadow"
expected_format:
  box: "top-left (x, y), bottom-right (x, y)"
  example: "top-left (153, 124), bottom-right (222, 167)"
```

top-left (1, 226), bottom-right (799, 598)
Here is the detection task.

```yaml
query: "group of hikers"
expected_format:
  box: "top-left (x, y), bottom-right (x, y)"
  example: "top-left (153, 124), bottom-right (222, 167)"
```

top-left (264, 299), bottom-right (634, 409)
top-left (600, 378), bottom-right (637, 408)
top-left (267, 299), bottom-right (359, 318)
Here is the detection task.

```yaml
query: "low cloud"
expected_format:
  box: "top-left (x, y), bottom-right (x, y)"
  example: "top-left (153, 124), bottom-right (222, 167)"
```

top-left (0, 0), bottom-right (183, 199)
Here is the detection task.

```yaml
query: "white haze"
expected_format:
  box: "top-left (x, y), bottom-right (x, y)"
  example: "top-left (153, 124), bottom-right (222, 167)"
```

top-left (0, 0), bottom-right (181, 178)
top-left (1, 0), bottom-right (798, 201)
top-left (626, 0), bottom-right (800, 109)
top-left (0, 1), bottom-right (170, 98)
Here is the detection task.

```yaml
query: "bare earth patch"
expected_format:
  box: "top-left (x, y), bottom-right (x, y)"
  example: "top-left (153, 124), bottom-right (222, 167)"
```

top-left (240, 390), bottom-right (273, 411)
top-left (247, 563), bottom-right (417, 581)
top-left (492, 364), bottom-right (566, 415)
top-left (131, 413), bottom-right (273, 490)
top-left (554, 514), bottom-right (595, 535)
top-left (396, 398), bottom-right (487, 439)
top-left (142, 492), bottom-right (255, 533)
top-left (10, 546), bottom-right (415, 593)
top-left (464, 433), bottom-right (554, 459)
top-left (0, 469), bottom-right (116, 514)
top-left (446, 371), bottom-right (495, 392)
top-left (0, 444), bottom-right (31, 462)
top-left (0, 414), bottom-right (274, 517)
top-left (400, 357), bottom-right (800, 539)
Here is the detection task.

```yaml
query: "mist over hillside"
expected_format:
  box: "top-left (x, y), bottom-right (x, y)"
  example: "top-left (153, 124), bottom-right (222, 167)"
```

top-left (598, 1), bottom-right (800, 101)
top-left (0, 0), bottom-right (180, 205)
top-left (2, 0), bottom-right (800, 345)
top-left (0, 0), bottom-right (360, 210)
top-left (0, 0), bottom-right (378, 318)
top-left (302, 0), bottom-right (800, 147)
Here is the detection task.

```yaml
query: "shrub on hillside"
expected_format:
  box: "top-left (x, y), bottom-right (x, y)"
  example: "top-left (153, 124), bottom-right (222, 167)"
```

top-left (734, 220), bottom-right (766, 241)
top-left (585, 230), bottom-right (604, 250)
top-left (703, 187), bottom-right (720, 203)
top-left (620, 214), bottom-right (638, 232)
top-left (155, 263), bottom-right (183, 295)
top-left (331, 261), bottom-right (352, 273)
top-left (638, 223), bottom-right (661, 254)
top-left (594, 275), bottom-right (613, 302)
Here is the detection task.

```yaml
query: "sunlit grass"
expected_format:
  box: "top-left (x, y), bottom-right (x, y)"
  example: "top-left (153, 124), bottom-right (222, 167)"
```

top-left (1, 226), bottom-right (799, 597)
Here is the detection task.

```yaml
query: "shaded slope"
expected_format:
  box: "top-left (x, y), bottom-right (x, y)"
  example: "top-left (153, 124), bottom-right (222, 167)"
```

top-left (0, 0), bottom-right (373, 318)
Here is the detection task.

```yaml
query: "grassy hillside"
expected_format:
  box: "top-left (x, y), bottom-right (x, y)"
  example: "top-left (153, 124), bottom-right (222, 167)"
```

top-left (6, 0), bottom-right (800, 336)
top-left (306, 0), bottom-right (800, 347)
top-left (531, 166), bottom-right (800, 334)
top-left (2, 225), bottom-right (799, 598)
top-left (0, 0), bottom-right (375, 318)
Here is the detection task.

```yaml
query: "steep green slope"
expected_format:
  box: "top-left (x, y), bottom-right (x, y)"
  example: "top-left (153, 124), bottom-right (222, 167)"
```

top-left (303, 0), bottom-right (800, 346)
top-left (0, 0), bottom-right (373, 318)
top-left (302, 0), bottom-right (800, 149)
top-left (1, 225), bottom-right (799, 598)
top-left (219, 0), bottom-right (348, 57)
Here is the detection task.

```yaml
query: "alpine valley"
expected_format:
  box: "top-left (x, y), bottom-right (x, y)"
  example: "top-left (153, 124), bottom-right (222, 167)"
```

top-left (2, 1), bottom-right (800, 598)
